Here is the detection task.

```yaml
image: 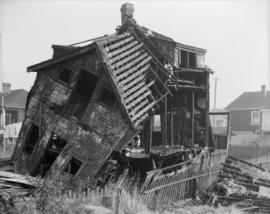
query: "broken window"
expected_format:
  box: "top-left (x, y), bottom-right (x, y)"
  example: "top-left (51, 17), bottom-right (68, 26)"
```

top-left (180, 50), bottom-right (188, 67)
top-left (66, 70), bottom-right (99, 119)
top-left (36, 134), bottom-right (67, 177)
top-left (59, 67), bottom-right (72, 83)
top-left (99, 88), bottom-right (116, 107)
top-left (64, 157), bottom-right (82, 176)
top-left (189, 52), bottom-right (197, 67)
top-left (24, 124), bottom-right (39, 154)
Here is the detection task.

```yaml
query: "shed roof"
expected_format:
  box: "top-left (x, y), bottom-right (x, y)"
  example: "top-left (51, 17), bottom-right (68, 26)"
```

top-left (226, 91), bottom-right (270, 110)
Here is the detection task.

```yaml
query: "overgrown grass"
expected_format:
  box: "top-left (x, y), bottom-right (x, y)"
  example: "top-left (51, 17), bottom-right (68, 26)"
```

top-left (6, 173), bottom-right (244, 214)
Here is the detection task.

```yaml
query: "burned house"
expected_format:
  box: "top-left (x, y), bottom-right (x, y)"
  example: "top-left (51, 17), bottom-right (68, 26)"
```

top-left (13, 4), bottom-right (227, 198)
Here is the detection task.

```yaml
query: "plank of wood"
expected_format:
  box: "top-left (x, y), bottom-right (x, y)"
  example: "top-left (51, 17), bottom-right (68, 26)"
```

top-left (118, 65), bottom-right (149, 87)
top-left (100, 32), bottom-right (130, 46)
top-left (134, 113), bottom-right (149, 127)
top-left (129, 99), bottom-right (149, 116)
top-left (120, 75), bottom-right (145, 93)
top-left (121, 81), bottom-right (145, 98)
top-left (131, 101), bottom-right (156, 122)
top-left (116, 58), bottom-right (150, 81)
top-left (227, 155), bottom-right (266, 171)
top-left (221, 163), bottom-right (241, 171)
top-left (111, 50), bottom-right (146, 70)
top-left (105, 36), bottom-right (134, 52)
top-left (113, 55), bottom-right (152, 76)
top-left (221, 168), bottom-right (252, 179)
top-left (126, 90), bottom-right (151, 110)
top-left (109, 42), bottom-right (142, 61)
top-left (108, 40), bottom-right (138, 58)
top-left (124, 81), bottom-right (154, 104)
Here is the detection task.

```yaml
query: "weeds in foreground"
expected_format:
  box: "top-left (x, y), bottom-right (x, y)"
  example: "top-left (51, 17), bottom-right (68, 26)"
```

top-left (10, 173), bottom-right (245, 214)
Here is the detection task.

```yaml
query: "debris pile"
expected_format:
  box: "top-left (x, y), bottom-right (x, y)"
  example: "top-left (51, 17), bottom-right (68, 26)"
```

top-left (208, 156), bottom-right (270, 213)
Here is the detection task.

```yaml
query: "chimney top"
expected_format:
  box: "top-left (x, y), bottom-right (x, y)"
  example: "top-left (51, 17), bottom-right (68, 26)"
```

top-left (261, 85), bottom-right (266, 97)
top-left (121, 3), bottom-right (134, 24)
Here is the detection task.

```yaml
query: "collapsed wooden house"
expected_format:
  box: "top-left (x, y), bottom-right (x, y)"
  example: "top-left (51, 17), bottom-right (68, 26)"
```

top-left (13, 3), bottom-right (229, 200)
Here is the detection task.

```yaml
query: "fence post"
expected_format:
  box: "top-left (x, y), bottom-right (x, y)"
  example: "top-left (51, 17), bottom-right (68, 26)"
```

top-left (114, 188), bottom-right (121, 214)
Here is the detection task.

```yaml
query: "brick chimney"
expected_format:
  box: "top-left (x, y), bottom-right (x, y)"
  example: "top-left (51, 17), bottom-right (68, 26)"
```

top-left (261, 84), bottom-right (266, 97)
top-left (121, 3), bottom-right (134, 24)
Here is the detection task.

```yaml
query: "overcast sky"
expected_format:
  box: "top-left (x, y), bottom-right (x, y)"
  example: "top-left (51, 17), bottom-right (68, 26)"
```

top-left (0, 0), bottom-right (269, 108)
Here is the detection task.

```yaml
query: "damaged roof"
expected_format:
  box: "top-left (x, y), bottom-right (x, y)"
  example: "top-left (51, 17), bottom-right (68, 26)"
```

top-left (27, 21), bottom-right (176, 129)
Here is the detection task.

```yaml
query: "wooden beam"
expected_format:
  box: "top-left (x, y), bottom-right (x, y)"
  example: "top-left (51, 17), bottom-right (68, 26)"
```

top-left (111, 50), bottom-right (146, 70)
top-left (118, 64), bottom-right (149, 86)
top-left (126, 90), bottom-right (151, 109)
top-left (114, 55), bottom-right (151, 76)
top-left (121, 75), bottom-right (145, 93)
top-left (100, 32), bottom-right (130, 46)
top-left (191, 92), bottom-right (194, 147)
top-left (124, 81), bottom-right (154, 104)
top-left (134, 113), bottom-right (149, 127)
top-left (129, 99), bottom-right (149, 116)
top-left (170, 109), bottom-right (174, 147)
top-left (105, 36), bottom-right (134, 51)
top-left (163, 96), bottom-right (168, 146)
top-left (121, 81), bottom-right (145, 97)
top-left (131, 101), bottom-right (156, 122)
top-left (116, 57), bottom-right (150, 80)
top-left (147, 115), bottom-right (154, 153)
top-left (109, 42), bottom-right (142, 61)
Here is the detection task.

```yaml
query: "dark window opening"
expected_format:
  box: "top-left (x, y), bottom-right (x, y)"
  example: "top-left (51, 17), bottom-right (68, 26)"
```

top-left (66, 70), bottom-right (99, 119)
top-left (64, 157), bottom-right (82, 176)
top-left (189, 52), bottom-right (197, 67)
top-left (75, 70), bottom-right (99, 97)
top-left (24, 124), bottom-right (39, 154)
top-left (99, 88), bottom-right (116, 107)
top-left (59, 68), bottom-right (72, 83)
top-left (35, 134), bottom-right (67, 177)
top-left (181, 50), bottom-right (188, 67)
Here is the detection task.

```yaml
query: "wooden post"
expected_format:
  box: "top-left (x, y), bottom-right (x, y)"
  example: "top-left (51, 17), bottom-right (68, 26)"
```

top-left (191, 92), bottom-right (195, 147)
top-left (205, 72), bottom-right (210, 147)
top-left (147, 115), bottom-right (153, 153)
top-left (163, 97), bottom-right (168, 146)
top-left (114, 188), bottom-right (121, 214)
top-left (170, 109), bottom-right (174, 147)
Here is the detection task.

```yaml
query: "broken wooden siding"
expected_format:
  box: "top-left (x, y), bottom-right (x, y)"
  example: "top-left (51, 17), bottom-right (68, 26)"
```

top-left (14, 50), bottom-right (134, 179)
top-left (97, 32), bottom-right (173, 128)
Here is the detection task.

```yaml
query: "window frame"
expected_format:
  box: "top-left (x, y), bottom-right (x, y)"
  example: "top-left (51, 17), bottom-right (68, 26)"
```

top-left (251, 111), bottom-right (260, 125)
top-left (62, 156), bottom-right (84, 178)
top-left (58, 66), bottom-right (73, 85)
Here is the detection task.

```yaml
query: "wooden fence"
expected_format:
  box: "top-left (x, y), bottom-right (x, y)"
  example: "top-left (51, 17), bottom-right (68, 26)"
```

top-left (228, 143), bottom-right (270, 168)
top-left (141, 150), bottom-right (226, 204)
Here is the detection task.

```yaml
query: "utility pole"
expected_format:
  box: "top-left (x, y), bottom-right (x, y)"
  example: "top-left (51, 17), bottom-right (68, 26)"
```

top-left (0, 35), bottom-right (6, 156)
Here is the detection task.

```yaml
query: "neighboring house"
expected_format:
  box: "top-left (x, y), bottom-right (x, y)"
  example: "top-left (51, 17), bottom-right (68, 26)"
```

top-left (0, 86), bottom-right (28, 128)
top-left (210, 109), bottom-right (228, 128)
top-left (225, 85), bottom-right (270, 136)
